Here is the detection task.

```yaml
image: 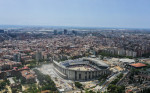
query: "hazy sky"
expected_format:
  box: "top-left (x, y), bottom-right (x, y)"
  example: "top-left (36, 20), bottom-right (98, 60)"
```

top-left (0, 0), bottom-right (150, 28)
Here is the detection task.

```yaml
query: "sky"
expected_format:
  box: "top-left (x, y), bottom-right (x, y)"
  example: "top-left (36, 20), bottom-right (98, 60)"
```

top-left (0, 0), bottom-right (150, 28)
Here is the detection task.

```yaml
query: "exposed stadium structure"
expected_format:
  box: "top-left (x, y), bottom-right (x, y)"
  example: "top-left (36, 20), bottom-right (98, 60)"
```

top-left (53, 57), bottom-right (110, 81)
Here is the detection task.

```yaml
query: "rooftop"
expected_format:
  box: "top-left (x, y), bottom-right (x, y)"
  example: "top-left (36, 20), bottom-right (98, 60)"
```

top-left (68, 65), bottom-right (96, 71)
top-left (83, 57), bottom-right (109, 67)
top-left (130, 63), bottom-right (146, 68)
top-left (119, 58), bottom-right (135, 63)
top-left (21, 70), bottom-right (35, 79)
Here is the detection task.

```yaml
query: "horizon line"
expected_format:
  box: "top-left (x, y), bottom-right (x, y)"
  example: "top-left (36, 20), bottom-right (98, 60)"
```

top-left (0, 24), bottom-right (150, 30)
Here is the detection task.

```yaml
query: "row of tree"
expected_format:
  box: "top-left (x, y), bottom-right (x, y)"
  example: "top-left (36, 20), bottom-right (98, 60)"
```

top-left (33, 69), bottom-right (57, 92)
top-left (99, 52), bottom-right (133, 59)
top-left (107, 73), bottom-right (125, 93)
top-left (0, 79), bottom-right (9, 91)
top-left (110, 73), bottom-right (123, 85)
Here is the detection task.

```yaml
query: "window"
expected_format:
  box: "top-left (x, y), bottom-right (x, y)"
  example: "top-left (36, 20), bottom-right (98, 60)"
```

top-left (79, 74), bottom-right (81, 79)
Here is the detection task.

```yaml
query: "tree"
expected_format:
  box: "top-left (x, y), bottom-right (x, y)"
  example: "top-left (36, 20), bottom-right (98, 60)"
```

top-left (89, 90), bottom-right (96, 93)
top-left (75, 82), bottom-right (82, 89)
top-left (12, 88), bottom-right (18, 93)
top-left (0, 81), bottom-right (7, 90)
top-left (107, 84), bottom-right (125, 93)
top-left (33, 69), bottom-right (57, 92)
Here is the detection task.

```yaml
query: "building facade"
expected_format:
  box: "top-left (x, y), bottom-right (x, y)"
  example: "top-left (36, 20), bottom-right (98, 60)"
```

top-left (53, 58), bottom-right (110, 81)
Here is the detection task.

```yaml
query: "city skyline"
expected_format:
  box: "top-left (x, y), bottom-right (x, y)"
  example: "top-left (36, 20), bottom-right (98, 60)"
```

top-left (0, 0), bottom-right (150, 28)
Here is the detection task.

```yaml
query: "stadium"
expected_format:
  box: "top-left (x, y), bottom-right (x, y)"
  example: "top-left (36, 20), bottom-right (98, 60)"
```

top-left (53, 57), bottom-right (110, 81)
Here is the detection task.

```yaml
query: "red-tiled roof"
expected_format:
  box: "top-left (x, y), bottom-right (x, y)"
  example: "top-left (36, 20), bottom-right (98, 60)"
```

top-left (21, 70), bottom-right (35, 79)
top-left (23, 66), bottom-right (29, 69)
top-left (126, 89), bottom-right (132, 93)
top-left (130, 63), bottom-right (146, 68)
top-left (13, 67), bottom-right (18, 70)
top-left (18, 66), bottom-right (29, 71)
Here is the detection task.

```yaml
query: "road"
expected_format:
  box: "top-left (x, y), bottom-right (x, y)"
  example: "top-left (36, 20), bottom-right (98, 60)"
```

top-left (100, 72), bottom-right (121, 92)
top-left (100, 71), bottom-right (129, 92)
